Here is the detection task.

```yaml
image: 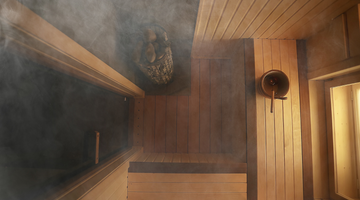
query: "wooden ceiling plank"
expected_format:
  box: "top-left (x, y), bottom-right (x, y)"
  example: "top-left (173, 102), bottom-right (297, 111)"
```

top-left (231, 0), bottom-right (270, 39)
top-left (203, 0), bottom-right (228, 41)
top-left (212, 0), bottom-right (242, 41)
top-left (242, 0), bottom-right (285, 38)
top-left (269, 0), bottom-right (325, 39)
top-left (221, 0), bottom-right (256, 40)
top-left (284, 0), bottom-right (355, 39)
top-left (251, 0), bottom-right (296, 38)
top-left (279, 0), bottom-right (343, 39)
top-left (192, 0), bottom-right (215, 56)
top-left (261, 0), bottom-right (310, 38)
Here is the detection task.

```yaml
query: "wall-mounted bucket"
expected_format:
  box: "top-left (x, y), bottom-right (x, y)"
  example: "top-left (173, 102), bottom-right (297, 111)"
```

top-left (260, 70), bottom-right (289, 113)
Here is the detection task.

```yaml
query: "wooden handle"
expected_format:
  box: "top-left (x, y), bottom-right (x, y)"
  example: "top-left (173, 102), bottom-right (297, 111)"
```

top-left (95, 131), bottom-right (100, 164)
top-left (271, 90), bottom-right (275, 113)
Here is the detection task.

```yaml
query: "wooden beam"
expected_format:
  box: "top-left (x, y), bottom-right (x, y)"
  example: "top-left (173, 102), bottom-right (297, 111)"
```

top-left (0, 0), bottom-right (144, 98)
top-left (244, 38), bottom-right (257, 200)
top-left (297, 40), bottom-right (314, 200)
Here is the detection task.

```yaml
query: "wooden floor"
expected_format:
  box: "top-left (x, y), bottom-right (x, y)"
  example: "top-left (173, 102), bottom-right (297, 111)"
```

top-left (132, 58), bottom-right (246, 160)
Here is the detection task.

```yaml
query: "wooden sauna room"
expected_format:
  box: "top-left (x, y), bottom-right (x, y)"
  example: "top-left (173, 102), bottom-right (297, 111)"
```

top-left (1, 0), bottom-right (360, 199)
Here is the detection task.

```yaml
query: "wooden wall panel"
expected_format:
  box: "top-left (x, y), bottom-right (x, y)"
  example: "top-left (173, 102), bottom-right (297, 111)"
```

top-left (133, 98), bottom-right (144, 146)
top-left (189, 59), bottom-right (200, 153)
top-left (143, 96), bottom-right (155, 152)
top-left (155, 96), bottom-right (166, 153)
top-left (210, 60), bottom-right (222, 153)
top-left (166, 96), bottom-right (177, 153)
top-left (138, 58), bottom-right (245, 155)
top-left (199, 59), bottom-right (211, 153)
top-left (254, 39), bottom-right (304, 200)
top-left (177, 96), bottom-right (189, 153)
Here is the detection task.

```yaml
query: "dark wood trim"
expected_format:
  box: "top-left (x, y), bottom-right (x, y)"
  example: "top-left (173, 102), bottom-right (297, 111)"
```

top-left (128, 162), bottom-right (247, 173)
top-left (297, 40), bottom-right (314, 200)
top-left (244, 38), bottom-right (257, 200)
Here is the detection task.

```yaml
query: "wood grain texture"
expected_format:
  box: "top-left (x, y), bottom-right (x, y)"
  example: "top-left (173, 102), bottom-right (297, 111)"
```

top-left (143, 96), bottom-right (155, 152)
top-left (221, 59), bottom-right (232, 153)
top-left (128, 192), bottom-right (247, 200)
top-left (155, 96), bottom-right (166, 153)
top-left (254, 39), bottom-right (304, 200)
top-left (192, 0), bottom-right (360, 58)
top-left (133, 98), bottom-right (144, 146)
top-left (166, 96), bottom-right (177, 153)
top-left (297, 40), bottom-right (314, 200)
top-left (128, 173), bottom-right (247, 183)
top-left (189, 59), bottom-right (200, 153)
top-left (199, 59), bottom-right (211, 153)
top-left (177, 96), bottom-right (189, 153)
top-left (128, 98), bottom-right (135, 146)
top-left (210, 60), bottom-right (222, 153)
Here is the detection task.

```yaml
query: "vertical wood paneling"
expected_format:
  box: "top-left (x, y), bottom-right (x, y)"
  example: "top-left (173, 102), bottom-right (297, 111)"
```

top-left (232, 40), bottom-right (247, 162)
top-left (144, 96), bottom-right (155, 152)
top-left (254, 39), bottom-right (266, 200)
top-left (272, 40), bottom-right (286, 200)
top-left (210, 60), bottom-right (222, 153)
top-left (280, 40), bottom-right (295, 200)
top-left (177, 96), bottom-right (189, 153)
top-left (133, 98), bottom-right (144, 146)
top-left (288, 40), bottom-right (304, 200)
top-left (254, 39), bottom-right (303, 200)
top-left (166, 96), bottom-right (177, 153)
top-left (155, 96), bottom-right (166, 153)
top-left (221, 60), bottom-right (233, 153)
top-left (189, 59), bottom-right (200, 153)
top-left (199, 59), bottom-right (211, 153)
top-left (263, 39), bottom-right (276, 200)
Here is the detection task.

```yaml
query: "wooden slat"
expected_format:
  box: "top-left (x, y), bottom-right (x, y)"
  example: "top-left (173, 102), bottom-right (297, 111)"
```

top-left (177, 96), bottom-right (189, 153)
top-left (199, 59), bottom-right (211, 153)
top-left (263, 39), bottom-right (276, 200)
top-left (128, 162), bottom-right (247, 173)
top-left (128, 182), bottom-right (247, 193)
top-left (231, 40), bottom-right (247, 162)
top-left (231, 0), bottom-right (269, 39)
top-left (254, 39), bottom-right (265, 200)
top-left (154, 153), bottom-right (165, 162)
top-left (196, 154), bottom-right (208, 163)
top-left (288, 40), bottom-right (304, 200)
top-left (172, 153), bottom-right (181, 163)
top-left (189, 59), bottom-right (200, 153)
top-left (108, 178), bottom-right (127, 200)
top-left (222, 0), bottom-right (256, 40)
top-left (128, 98), bottom-right (134, 146)
top-left (128, 192), bottom-right (247, 200)
top-left (272, 40), bottom-right (286, 200)
top-left (133, 98), bottom-right (144, 146)
top-left (181, 153), bottom-right (190, 163)
top-left (203, 0), bottom-right (228, 41)
top-left (242, 0), bottom-right (285, 38)
top-left (145, 153), bottom-right (157, 162)
top-left (288, 0), bottom-right (353, 39)
top-left (189, 154), bottom-right (199, 163)
top-left (155, 96), bottom-right (166, 153)
top-left (128, 173), bottom-right (247, 183)
top-left (251, 0), bottom-right (296, 38)
top-left (165, 96), bottom-right (177, 153)
top-left (210, 60), bottom-right (222, 153)
top-left (136, 153), bottom-right (151, 162)
top-left (143, 96), bottom-right (155, 152)
top-left (280, 40), bottom-right (295, 200)
top-left (212, 0), bottom-right (243, 40)
top-left (221, 59), bottom-right (232, 153)
top-left (260, 0), bottom-right (310, 38)
top-left (280, 0), bottom-right (341, 39)
top-left (163, 153), bottom-right (173, 162)
top-left (269, 0), bottom-right (324, 38)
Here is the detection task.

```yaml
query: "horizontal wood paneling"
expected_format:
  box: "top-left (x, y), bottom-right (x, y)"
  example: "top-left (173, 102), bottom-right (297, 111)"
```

top-left (128, 193), bottom-right (247, 200)
top-left (138, 58), bottom-right (245, 156)
top-left (254, 39), bottom-right (304, 200)
top-left (128, 173), bottom-right (247, 183)
top-left (191, 0), bottom-right (360, 58)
